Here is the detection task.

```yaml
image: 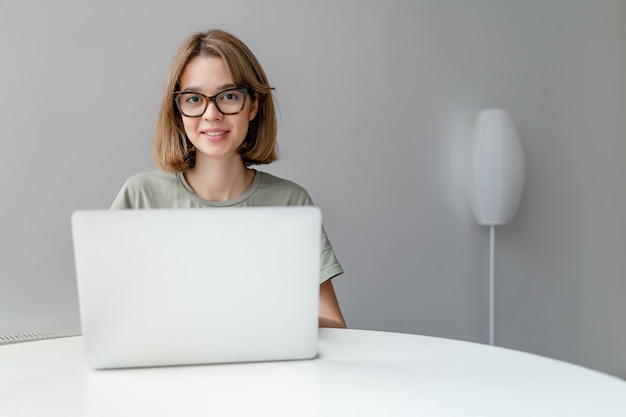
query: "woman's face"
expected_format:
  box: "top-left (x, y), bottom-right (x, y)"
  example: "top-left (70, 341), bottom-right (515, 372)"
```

top-left (178, 56), bottom-right (258, 166)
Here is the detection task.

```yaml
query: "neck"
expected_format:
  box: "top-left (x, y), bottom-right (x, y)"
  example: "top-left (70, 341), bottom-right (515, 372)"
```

top-left (184, 156), bottom-right (254, 202)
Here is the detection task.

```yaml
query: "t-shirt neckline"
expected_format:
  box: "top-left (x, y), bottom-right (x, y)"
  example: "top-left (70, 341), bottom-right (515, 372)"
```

top-left (175, 169), bottom-right (261, 207)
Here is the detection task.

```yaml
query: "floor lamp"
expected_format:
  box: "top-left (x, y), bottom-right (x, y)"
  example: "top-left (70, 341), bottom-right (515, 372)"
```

top-left (466, 109), bottom-right (525, 346)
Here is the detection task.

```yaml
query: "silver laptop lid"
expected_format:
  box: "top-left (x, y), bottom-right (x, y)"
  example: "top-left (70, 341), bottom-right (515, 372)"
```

top-left (71, 206), bottom-right (321, 369)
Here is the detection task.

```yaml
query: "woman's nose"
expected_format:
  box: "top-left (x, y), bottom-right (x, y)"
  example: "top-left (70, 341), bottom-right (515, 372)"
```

top-left (202, 100), bottom-right (223, 120)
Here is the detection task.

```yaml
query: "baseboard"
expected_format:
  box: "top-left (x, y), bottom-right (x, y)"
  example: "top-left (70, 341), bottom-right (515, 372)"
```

top-left (0, 328), bottom-right (82, 345)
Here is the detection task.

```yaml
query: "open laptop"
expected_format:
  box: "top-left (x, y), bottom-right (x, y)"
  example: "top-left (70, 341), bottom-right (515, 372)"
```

top-left (71, 206), bottom-right (321, 370)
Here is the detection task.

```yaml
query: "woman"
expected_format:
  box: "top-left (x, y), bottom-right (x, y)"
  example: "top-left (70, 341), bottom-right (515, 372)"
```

top-left (111, 29), bottom-right (346, 328)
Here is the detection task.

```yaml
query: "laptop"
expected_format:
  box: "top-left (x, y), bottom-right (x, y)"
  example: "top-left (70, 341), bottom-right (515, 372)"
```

top-left (71, 206), bottom-right (321, 370)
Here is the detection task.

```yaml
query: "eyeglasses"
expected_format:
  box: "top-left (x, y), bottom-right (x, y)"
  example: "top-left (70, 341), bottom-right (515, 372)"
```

top-left (173, 88), bottom-right (250, 117)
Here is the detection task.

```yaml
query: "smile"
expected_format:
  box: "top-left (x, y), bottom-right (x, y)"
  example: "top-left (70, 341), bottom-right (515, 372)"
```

top-left (201, 130), bottom-right (229, 141)
top-left (203, 131), bottom-right (226, 136)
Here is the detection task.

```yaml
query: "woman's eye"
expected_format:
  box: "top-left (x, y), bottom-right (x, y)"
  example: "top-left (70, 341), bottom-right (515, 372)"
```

top-left (185, 95), bottom-right (202, 104)
top-left (220, 92), bottom-right (240, 102)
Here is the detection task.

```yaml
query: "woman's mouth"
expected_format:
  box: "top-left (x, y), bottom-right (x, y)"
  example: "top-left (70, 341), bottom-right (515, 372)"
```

top-left (202, 130), bottom-right (228, 141)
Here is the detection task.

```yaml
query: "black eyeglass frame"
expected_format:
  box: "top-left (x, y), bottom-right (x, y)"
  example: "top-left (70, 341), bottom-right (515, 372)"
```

top-left (173, 87), bottom-right (251, 117)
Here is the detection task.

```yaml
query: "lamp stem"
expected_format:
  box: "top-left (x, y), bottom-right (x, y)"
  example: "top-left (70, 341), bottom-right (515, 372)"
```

top-left (489, 225), bottom-right (495, 346)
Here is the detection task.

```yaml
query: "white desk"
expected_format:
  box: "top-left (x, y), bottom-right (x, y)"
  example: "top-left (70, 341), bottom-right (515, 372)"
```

top-left (1, 329), bottom-right (624, 416)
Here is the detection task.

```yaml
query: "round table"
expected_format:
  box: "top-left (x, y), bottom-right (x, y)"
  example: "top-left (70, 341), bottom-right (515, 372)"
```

top-left (1, 329), bottom-right (624, 416)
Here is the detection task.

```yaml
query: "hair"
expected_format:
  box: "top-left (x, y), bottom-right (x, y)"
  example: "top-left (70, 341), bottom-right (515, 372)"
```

top-left (153, 29), bottom-right (278, 171)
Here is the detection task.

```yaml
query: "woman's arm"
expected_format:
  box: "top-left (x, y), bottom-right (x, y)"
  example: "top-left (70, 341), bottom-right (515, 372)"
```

top-left (318, 279), bottom-right (347, 328)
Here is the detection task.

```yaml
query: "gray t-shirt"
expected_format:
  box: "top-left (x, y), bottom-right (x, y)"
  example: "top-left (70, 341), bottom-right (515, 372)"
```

top-left (111, 169), bottom-right (343, 283)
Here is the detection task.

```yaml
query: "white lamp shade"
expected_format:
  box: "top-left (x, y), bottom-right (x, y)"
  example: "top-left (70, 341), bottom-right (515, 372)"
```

top-left (466, 109), bottom-right (525, 226)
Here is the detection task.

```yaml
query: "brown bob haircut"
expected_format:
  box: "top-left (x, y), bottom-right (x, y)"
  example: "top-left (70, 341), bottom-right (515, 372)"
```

top-left (153, 29), bottom-right (278, 171)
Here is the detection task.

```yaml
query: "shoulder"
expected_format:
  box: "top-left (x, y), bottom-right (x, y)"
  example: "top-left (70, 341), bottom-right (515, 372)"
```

top-left (111, 171), bottom-right (181, 209)
top-left (251, 171), bottom-right (313, 206)
top-left (257, 171), bottom-right (308, 193)
top-left (124, 170), bottom-right (178, 190)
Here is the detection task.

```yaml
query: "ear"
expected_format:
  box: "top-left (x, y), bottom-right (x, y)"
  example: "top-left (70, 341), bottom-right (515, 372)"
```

top-left (248, 97), bottom-right (259, 121)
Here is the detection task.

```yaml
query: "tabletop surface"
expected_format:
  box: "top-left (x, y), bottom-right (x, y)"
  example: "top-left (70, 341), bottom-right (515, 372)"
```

top-left (1, 328), bottom-right (624, 416)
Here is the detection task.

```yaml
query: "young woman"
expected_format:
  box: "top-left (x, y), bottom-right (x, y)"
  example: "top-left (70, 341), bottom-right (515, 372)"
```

top-left (111, 29), bottom-right (346, 328)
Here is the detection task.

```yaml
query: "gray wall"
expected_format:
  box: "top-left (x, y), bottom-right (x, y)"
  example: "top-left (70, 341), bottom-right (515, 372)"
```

top-left (1, 0), bottom-right (625, 377)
